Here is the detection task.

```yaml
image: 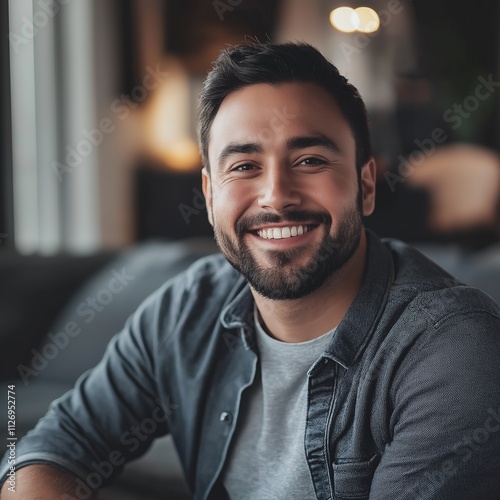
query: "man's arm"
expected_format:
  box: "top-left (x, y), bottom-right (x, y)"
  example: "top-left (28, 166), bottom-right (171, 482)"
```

top-left (0, 465), bottom-right (97, 499)
top-left (369, 311), bottom-right (500, 499)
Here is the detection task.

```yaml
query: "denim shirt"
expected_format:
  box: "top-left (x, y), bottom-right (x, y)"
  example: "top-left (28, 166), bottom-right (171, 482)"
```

top-left (2, 230), bottom-right (500, 499)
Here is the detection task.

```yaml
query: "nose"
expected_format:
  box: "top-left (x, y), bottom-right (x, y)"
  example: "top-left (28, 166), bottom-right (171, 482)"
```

top-left (257, 164), bottom-right (301, 212)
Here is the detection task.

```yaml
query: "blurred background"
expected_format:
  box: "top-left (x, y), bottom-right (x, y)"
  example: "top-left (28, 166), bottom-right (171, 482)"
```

top-left (2, 0), bottom-right (500, 255)
top-left (1, 1), bottom-right (500, 498)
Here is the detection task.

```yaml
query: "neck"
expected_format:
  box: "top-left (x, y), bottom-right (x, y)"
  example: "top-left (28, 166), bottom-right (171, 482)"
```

top-left (252, 230), bottom-right (368, 343)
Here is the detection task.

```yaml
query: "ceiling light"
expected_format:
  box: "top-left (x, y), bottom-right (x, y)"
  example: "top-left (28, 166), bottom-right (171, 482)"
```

top-left (329, 7), bottom-right (357, 33)
top-left (354, 7), bottom-right (380, 33)
top-left (330, 6), bottom-right (380, 34)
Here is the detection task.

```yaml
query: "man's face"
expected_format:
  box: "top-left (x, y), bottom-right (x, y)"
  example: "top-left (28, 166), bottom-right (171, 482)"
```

top-left (202, 82), bottom-right (375, 300)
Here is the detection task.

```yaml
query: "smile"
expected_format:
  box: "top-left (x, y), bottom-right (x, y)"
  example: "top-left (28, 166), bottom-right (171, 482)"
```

top-left (255, 225), bottom-right (314, 240)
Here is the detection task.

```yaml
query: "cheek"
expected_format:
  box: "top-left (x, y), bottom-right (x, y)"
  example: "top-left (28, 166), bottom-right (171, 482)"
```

top-left (311, 176), bottom-right (355, 212)
top-left (212, 185), bottom-right (252, 225)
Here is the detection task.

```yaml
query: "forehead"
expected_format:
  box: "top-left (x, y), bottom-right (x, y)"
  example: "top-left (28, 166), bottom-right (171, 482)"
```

top-left (207, 82), bottom-right (355, 161)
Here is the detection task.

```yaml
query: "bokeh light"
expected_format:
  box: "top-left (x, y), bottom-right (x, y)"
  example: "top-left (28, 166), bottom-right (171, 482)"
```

top-left (330, 6), bottom-right (380, 34)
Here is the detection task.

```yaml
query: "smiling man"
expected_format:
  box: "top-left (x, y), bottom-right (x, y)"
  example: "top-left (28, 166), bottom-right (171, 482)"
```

top-left (2, 42), bottom-right (500, 500)
top-left (203, 80), bottom-right (373, 340)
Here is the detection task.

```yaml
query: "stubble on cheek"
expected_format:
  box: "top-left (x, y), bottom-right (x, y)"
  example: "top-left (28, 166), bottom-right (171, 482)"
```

top-left (211, 210), bottom-right (241, 266)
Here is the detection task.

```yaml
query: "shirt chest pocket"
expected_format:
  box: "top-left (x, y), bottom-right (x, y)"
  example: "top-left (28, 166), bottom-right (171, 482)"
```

top-left (332, 453), bottom-right (381, 500)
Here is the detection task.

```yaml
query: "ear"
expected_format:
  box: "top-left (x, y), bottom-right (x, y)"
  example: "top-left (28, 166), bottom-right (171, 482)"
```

top-left (360, 157), bottom-right (376, 216)
top-left (201, 167), bottom-right (213, 226)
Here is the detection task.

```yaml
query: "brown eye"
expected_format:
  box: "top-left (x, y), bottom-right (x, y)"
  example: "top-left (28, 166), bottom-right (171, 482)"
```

top-left (300, 157), bottom-right (325, 166)
top-left (233, 164), bottom-right (255, 171)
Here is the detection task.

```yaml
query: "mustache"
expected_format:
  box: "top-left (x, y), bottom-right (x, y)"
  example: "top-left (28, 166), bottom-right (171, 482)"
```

top-left (236, 210), bottom-right (332, 237)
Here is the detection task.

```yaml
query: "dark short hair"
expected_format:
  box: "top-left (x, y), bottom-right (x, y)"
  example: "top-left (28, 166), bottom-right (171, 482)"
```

top-left (197, 41), bottom-right (372, 173)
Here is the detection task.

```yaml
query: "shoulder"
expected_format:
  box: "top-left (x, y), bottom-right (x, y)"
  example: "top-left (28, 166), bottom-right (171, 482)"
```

top-left (183, 252), bottom-right (240, 286)
top-left (122, 253), bottom-right (244, 347)
top-left (371, 236), bottom-right (500, 382)
top-left (382, 236), bottom-right (460, 289)
top-left (381, 236), bottom-right (500, 323)
top-left (382, 241), bottom-right (500, 401)
top-left (145, 252), bottom-right (240, 307)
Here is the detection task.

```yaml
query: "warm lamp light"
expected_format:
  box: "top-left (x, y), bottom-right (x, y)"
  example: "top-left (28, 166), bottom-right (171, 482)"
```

top-left (160, 137), bottom-right (201, 171)
top-left (142, 56), bottom-right (201, 171)
top-left (330, 6), bottom-right (380, 34)
top-left (330, 7), bottom-right (357, 33)
top-left (354, 7), bottom-right (380, 33)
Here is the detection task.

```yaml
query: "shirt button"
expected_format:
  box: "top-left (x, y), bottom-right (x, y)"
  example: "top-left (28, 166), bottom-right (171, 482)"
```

top-left (219, 411), bottom-right (232, 423)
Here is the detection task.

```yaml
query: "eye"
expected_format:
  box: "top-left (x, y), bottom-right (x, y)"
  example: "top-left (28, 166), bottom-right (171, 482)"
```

top-left (298, 157), bottom-right (326, 166)
top-left (232, 163), bottom-right (256, 172)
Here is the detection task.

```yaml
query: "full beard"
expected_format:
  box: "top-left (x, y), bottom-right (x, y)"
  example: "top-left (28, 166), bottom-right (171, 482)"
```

top-left (212, 203), bottom-right (363, 301)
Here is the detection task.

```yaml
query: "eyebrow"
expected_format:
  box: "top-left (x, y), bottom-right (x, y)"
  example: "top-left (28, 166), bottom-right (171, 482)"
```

top-left (286, 135), bottom-right (343, 155)
top-left (216, 134), bottom-right (343, 168)
top-left (217, 142), bottom-right (263, 167)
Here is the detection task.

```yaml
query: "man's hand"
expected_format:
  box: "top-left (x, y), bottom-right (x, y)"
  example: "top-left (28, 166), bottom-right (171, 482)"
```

top-left (0, 464), bottom-right (97, 499)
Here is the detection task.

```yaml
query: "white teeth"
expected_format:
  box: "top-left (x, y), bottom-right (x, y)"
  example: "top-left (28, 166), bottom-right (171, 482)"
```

top-left (257, 225), bottom-right (310, 239)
